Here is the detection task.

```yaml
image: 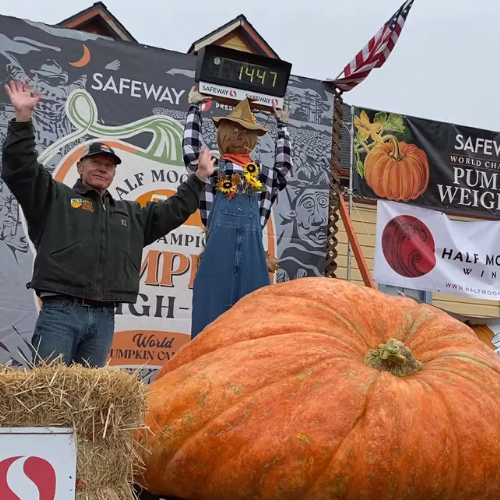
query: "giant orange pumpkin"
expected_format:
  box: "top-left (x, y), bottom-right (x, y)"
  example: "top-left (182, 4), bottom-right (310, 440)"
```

top-left (365, 138), bottom-right (430, 201)
top-left (137, 278), bottom-right (500, 500)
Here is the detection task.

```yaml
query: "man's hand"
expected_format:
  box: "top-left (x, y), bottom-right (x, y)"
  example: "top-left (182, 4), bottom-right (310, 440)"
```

top-left (4, 80), bottom-right (41, 122)
top-left (195, 149), bottom-right (216, 181)
top-left (188, 86), bottom-right (212, 105)
top-left (272, 104), bottom-right (290, 125)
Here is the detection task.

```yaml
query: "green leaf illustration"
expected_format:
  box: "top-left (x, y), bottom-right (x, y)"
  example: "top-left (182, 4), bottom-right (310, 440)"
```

top-left (356, 160), bottom-right (365, 178)
top-left (374, 112), bottom-right (388, 125)
top-left (398, 128), bottom-right (413, 143)
top-left (384, 113), bottom-right (405, 133)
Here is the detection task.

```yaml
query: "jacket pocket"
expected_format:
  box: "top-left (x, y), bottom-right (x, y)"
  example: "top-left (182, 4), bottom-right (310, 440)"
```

top-left (107, 251), bottom-right (140, 295)
top-left (45, 241), bottom-right (87, 286)
top-left (50, 240), bottom-right (81, 258)
top-left (109, 210), bottom-right (133, 254)
top-left (125, 251), bottom-right (139, 273)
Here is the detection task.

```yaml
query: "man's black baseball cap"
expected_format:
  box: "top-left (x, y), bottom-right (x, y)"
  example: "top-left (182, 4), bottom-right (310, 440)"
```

top-left (80, 142), bottom-right (122, 165)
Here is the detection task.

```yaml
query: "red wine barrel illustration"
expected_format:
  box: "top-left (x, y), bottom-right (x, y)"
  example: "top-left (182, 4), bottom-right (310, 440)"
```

top-left (382, 215), bottom-right (436, 278)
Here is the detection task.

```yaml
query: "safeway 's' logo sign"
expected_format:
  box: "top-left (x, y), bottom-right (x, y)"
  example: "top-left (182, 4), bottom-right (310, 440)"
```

top-left (0, 456), bottom-right (56, 500)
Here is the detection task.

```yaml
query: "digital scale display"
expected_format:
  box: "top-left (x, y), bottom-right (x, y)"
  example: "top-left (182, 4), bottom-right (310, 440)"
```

top-left (195, 45), bottom-right (292, 109)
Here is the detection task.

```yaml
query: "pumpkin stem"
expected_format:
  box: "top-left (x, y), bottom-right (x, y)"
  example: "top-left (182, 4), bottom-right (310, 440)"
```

top-left (382, 135), bottom-right (403, 161)
top-left (364, 338), bottom-right (422, 377)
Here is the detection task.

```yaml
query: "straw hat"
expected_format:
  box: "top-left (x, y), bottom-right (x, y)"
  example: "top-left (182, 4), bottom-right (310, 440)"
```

top-left (212, 98), bottom-right (268, 136)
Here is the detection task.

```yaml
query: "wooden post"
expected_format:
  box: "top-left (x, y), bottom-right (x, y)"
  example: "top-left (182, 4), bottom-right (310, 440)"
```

top-left (339, 196), bottom-right (376, 289)
top-left (326, 87), bottom-right (343, 278)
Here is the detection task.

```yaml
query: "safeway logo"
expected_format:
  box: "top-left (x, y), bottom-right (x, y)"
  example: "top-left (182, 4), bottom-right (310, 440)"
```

top-left (0, 456), bottom-right (56, 500)
top-left (200, 100), bottom-right (212, 112)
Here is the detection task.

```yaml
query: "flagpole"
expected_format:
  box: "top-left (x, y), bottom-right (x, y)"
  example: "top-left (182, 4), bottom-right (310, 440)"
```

top-left (346, 105), bottom-right (354, 281)
top-left (325, 69), bottom-right (344, 85)
top-left (333, 70), bottom-right (344, 82)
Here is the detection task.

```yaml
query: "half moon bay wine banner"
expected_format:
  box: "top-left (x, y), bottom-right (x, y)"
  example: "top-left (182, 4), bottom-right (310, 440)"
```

top-left (353, 107), bottom-right (500, 218)
top-left (374, 200), bottom-right (500, 301)
top-left (0, 14), bottom-right (336, 380)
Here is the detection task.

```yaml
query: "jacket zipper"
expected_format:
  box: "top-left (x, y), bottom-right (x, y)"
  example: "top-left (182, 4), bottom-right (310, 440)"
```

top-left (96, 195), bottom-right (107, 299)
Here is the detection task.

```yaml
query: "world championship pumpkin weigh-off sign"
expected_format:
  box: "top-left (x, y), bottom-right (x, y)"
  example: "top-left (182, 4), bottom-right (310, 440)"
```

top-left (353, 107), bottom-right (500, 218)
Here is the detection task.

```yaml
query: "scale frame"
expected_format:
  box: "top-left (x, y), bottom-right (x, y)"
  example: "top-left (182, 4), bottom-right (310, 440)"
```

top-left (195, 45), bottom-right (292, 111)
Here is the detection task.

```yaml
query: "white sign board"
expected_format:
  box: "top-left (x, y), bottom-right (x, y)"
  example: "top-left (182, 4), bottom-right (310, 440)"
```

top-left (374, 200), bottom-right (500, 301)
top-left (199, 81), bottom-right (284, 109)
top-left (0, 428), bottom-right (77, 500)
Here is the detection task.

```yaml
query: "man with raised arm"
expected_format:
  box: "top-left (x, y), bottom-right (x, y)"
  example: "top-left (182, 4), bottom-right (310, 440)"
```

top-left (1, 80), bottom-right (215, 367)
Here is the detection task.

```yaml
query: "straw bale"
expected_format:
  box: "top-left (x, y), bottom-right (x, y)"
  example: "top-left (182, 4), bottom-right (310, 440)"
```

top-left (0, 362), bottom-right (147, 500)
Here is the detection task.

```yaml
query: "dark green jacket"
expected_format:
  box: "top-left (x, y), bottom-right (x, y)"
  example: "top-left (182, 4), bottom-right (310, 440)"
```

top-left (1, 120), bottom-right (204, 303)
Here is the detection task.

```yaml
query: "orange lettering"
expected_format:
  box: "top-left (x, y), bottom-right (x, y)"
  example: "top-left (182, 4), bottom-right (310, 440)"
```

top-left (160, 252), bottom-right (190, 287)
top-left (140, 250), bottom-right (161, 286)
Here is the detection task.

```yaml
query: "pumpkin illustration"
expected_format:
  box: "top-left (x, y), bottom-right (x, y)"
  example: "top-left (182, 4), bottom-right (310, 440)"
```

top-left (364, 138), bottom-right (430, 201)
top-left (137, 278), bottom-right (500, 500)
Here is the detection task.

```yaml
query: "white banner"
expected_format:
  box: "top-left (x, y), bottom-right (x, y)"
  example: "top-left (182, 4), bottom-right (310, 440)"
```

top-left (374, 200), bottom-right (500, 301)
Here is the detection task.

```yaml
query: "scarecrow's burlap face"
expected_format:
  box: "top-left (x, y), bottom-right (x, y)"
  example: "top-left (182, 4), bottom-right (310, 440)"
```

top-left (217, 121), bottom-right (259, 155)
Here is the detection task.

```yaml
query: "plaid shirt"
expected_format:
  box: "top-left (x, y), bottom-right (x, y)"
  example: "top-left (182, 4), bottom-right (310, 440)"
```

top-left (182, 104), bottom-right (292, 229)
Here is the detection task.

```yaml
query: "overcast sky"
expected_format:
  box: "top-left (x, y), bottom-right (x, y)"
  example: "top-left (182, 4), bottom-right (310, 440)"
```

top-left (1, 0), bottom-right (496, 131)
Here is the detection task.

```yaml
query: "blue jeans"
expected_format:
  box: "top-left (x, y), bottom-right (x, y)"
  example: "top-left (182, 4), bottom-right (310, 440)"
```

top-left (31, 296), bottom-right (115, 367)
top-left (191, 192), bottom-right (270, 338)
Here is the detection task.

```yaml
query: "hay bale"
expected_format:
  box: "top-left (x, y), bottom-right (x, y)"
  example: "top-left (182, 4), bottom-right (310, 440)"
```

top-left (0, 363), bottom-right (146, 500)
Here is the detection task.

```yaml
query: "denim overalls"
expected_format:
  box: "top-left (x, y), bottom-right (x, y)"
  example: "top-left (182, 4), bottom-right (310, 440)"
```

top-left (191, 190), bottom-right (269, 338)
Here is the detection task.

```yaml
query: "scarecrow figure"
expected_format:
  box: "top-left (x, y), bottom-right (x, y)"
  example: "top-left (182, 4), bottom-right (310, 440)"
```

top-left (183, 87), bottom-right (292, 338)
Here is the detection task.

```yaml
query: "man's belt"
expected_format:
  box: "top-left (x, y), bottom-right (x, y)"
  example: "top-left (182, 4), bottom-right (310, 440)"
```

top-left (43, 294), bottom-right (117, 309)
top-left (73, 296), bottom-right (117, 308)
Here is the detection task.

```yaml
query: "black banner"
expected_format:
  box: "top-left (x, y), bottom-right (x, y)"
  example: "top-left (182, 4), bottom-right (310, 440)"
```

top-left (353, 107), bottom-right (500, 218)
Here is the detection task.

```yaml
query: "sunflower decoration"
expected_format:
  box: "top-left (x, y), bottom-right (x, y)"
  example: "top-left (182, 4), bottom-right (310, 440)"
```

top-left (243, 162), bottom-right (265, 193)
top-left (216, 174), bottom-right (241, 198)
top-left (244, 162), bottom-right (260, 177)
top-left (245, 172), bottom-right (263, 189)
top-left (228, 174), bottom-right (241, 199)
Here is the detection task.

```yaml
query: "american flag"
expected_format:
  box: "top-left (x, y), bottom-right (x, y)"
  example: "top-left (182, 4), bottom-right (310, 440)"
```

top-left (332, 0), bottom-right (415, 92)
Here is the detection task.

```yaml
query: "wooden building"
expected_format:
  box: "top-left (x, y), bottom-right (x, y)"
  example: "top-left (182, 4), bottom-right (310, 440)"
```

top-left (58, 2), bottom-right (136, 41)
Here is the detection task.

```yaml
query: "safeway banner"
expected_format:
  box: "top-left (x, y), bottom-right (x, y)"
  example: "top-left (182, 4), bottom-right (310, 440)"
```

top-left (0, 428), bottom-right (77, 499)
top-left (353, 107), bottom-right (500, 218)
top-left (374, 200), bottom-right (500, 301)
